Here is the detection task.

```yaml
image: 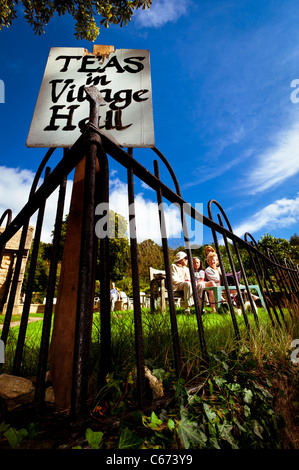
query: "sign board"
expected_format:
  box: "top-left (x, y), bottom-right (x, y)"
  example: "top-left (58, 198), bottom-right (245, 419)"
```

top-left (26, 47), bottom-right (155, 148)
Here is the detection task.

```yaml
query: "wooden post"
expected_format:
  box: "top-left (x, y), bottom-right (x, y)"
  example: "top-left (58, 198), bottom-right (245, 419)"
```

top-left (49, 45), bottom-right (114, 411)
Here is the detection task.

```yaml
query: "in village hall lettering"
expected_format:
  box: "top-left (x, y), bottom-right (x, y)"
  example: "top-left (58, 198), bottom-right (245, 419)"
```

top-left (27, 47), bottom-right (155, 148)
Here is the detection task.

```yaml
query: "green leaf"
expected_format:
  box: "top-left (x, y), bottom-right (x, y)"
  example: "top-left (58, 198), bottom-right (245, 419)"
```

top-left (152, 368), bottom-right (165, 381)
top-left (167, 419), bottom-right (175, 431)
top-left (243, 388), bottom-right (253, 404)
top-left (0, 421), bottom-right (10, 433)
top-left (217, 422), bottom-right (239, 449)
top-left (142, 411), bottom-right (163, 430)
top-left (149, 411), bottom-right (163, 429)
top-left (4, 427), bottom-right (28, 448)
top-left (227, 382), bottom-right (242, 393)
top-left (244, 404), bottom-right (251, 417)
top-left (177, 408), bottom-right (203, 449)
top-left (85, 428), bottom-right (103, 449)
top-left (252, 420), bottom-right (264, 440)
top-left (118, 427), bottom-right (143, 449)
top-left (27, 422), bottom-right (40, 439)
top-left (203, 403), bottom-right (217, 423)
top-left (213, 375), bottom-right (227, 388)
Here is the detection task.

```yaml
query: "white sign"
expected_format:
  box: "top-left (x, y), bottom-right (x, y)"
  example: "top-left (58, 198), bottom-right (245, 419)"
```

top-left (26, 47), bottom-right (155, 148)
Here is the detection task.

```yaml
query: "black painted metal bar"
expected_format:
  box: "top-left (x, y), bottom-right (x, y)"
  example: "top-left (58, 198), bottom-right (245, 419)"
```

top-left (262, 250), bottom-right (286, 326)
top-left (0, 209), bottom-right (12, 266)
top-left (127, 148), bottom-right (146, 407)
top-left (70, 143), bottom-right (98, 417)
top-left (207, 200), bottom-right (241, 341)
top-left (217, 213), bottom-right (251, 331)
top-left (154, 159), bottom-right (183, 377)
top-left (97, 149), bottom-right (111, 390)
top-left (261, 255), bottom-right (283, 327)
top-left (1, 221), bottom-right (29, 344)
top-left (70, 94), bottom-right (103, 417)
top-left (285, 258), bottom-right (299, 297)
top-left (268, 249), bottom-right (294, 319)
top-left (244, 233), bottom-right (275, 325)
top-left (13, 166), bottom-right (51, 374)
top-left (0, 253), bottom-right (15, 312)
top-left (180, 198), bottom-right (209, 365)
top-left (34, 173), bottom-right (67, 406)
top-left (215, 206), bottom-right (259, 328)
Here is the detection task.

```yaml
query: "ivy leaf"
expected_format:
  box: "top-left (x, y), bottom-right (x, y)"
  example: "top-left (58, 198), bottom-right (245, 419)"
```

top-left (167, 419), bottom-right (175, 432)
top-left (152, 368), bottom-right (165, 381)
top-left (0, 421), bottom-right (10, 433)
top-left (252, 420), bottom-right (264, 440)
top-left (27, 422), bottom-right (40, 439)
top-left (213, 375), bottom-right (227, 388)
top-left (243, 388), bottom-right (253, 404)
top-left (4, 427), bottom-right (28, 448)
top-left (177, 407), bottom-right (204, 449)
top-left (118, 427), bottom-right (143, 449)
top-left (203, 403), bottom-right (217, 423)
top-left (85, 428), bottom-right (103, 449)
top-left (142, 411), bottom-right (163, 430)
top-left (217, 422), bottom-right (239, 449)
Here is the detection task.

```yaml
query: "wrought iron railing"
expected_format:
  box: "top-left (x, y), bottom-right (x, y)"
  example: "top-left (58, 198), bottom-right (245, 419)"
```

top-left (1, 100), bottom-right (299, 418)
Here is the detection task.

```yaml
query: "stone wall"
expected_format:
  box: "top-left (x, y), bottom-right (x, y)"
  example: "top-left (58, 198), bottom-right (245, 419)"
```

top-left (0, 226), bottom-right (34, 311)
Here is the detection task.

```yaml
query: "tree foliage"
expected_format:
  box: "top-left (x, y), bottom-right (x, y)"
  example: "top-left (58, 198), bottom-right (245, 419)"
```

top-left (0, 0), bottom-right (153, 41)
top-left (257, 233), bottom-right (299, 265)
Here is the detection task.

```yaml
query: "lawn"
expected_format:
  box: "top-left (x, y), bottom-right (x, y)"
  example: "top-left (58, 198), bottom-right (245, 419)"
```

top-left (0, 305), bottom-right (298, 449)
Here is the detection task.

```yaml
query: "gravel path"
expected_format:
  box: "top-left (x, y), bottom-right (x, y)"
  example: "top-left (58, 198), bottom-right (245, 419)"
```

top-left (0, 317), bottom-right (43, 330)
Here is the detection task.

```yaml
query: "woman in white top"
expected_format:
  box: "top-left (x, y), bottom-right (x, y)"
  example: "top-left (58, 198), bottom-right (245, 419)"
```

top-left (193, 257), bottom-right (217, 312)
top-left (170, 251), bottom-right (193, 313)
top-left (205, 252), bottom-right (222, 286)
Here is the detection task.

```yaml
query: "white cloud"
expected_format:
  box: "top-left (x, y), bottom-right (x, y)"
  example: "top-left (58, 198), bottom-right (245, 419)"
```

top-left (245, 121), bottom-right (299, 194)
top-left (0, 167), bottom-right (198, 246)
top-left (108, 176), bottom-right (183, 243)
top-left (234, 194), bottom-right (299, 238)
top-left (0, 166), bottom-right (72, 243)
top-left (135, 0), bottom-right (190, 28)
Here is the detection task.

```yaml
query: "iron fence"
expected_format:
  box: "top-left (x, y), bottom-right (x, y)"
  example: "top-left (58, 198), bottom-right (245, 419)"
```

top-left (0, 102), bottom-right (299, 418)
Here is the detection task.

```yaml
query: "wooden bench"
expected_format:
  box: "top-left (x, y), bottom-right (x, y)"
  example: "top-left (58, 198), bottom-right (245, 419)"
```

top-left (149, 268), bottom-right (184, 312)
top-left (202, 284), bottom-right (266, 311)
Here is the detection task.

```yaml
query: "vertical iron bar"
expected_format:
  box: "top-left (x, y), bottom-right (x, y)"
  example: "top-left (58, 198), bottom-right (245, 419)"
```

top-left (244, 233), bottom-right (275, 325)
top-left (70, 140), bottom-right (98, 417)
top-left (265, 255), bottom-right (286, 325)
top-left (0, 253), bottom-right (15, 312)
top-left (261, 256), bottom-right (283, 327)
top-left (154, 159), bottom-right (183, 377)
top-left (0, 209), bottom-right (12, 264)
top-left (1, 222), bottom-right (29, 344)
top-left (285, 258), bottom-right (299, 297)
top-left (217, 214), bottom-right (251, 331)
top-left (180, 203), bottom-right (209, 364)
top-left (268, 250), bottom-right (293, 318)
top-left (207, 202), bottom-right (240, 341)
top-left (34, 174), bottom-right (67, 405)
top-left (13, 166), bottom-right (51, 374)
top-left (249, 248), bottom-right (274, 325)
top-left (127, 148), bottom-right (146, 407)
top-left (97, 150), bottom-right (111, 389)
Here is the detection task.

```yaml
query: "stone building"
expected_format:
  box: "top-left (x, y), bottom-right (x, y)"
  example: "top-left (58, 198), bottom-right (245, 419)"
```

top-left (0, 226), bottom-right (34, 313)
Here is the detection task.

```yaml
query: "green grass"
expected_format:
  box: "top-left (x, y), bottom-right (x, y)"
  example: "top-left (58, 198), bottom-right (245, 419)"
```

top-left (1, 305), bottom-right (297, 384)
top-left (1, 306), bottom-right (299, 449)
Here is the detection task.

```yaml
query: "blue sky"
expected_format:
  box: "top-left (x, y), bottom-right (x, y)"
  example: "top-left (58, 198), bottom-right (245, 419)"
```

top-left (1, 0), bottom-right (299, 247)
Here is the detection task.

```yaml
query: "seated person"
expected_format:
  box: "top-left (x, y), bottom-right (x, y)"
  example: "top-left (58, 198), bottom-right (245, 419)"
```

top-left (205, 252), bottom-right (222, 286)
top-left (170, 251), bottom-right (194, 313)
top-left (204, 245), bottom-right (217, 264)
top-left (193, 257), bottom-right (217, 312)
top-left (110, 282), bottom-right (120, 311)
